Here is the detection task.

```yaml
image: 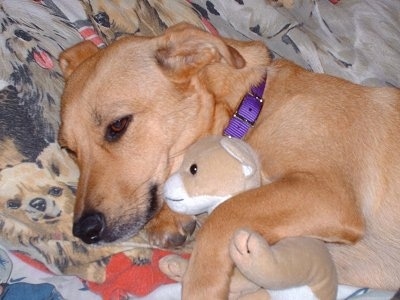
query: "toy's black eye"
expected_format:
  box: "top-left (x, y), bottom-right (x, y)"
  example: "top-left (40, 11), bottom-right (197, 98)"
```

top-left (189, 164), bottom-right (197, 175)
top-left (106, 115), bottom-right (132, 142)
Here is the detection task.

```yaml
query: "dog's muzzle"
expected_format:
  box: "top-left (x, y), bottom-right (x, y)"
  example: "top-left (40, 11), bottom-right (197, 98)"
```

top-left (73, 212), bottom-right (105, 244)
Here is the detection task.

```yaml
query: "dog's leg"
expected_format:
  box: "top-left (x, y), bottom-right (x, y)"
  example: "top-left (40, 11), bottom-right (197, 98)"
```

top-left (145, 203), bottom-right (197, 248)
top-left (182, 172), bottom-right (364, 299)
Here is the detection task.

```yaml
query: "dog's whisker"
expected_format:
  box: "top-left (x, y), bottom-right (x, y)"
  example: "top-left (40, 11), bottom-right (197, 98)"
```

top-left (125, 177), bottom-right (154, 200)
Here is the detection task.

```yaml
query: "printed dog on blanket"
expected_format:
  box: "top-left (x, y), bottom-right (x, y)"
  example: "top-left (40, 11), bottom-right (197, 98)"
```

top-left (0, 0), bottom-right (206, 283)
top-left (0, 143), bottom-right (151, 283)
top-left (58, 23), bottom-right (400, 298)
top-left (82, 0), bottom-right (205, 44)
top-left (0, 0), bottom-right (82, 169)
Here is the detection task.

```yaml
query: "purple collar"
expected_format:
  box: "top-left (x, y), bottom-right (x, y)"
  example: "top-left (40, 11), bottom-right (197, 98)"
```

top-left (223, 77), bottom-right (266, 139)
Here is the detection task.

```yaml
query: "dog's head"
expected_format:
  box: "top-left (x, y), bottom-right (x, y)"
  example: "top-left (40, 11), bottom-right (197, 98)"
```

top-left (58, 23), bottom-right (270, 244)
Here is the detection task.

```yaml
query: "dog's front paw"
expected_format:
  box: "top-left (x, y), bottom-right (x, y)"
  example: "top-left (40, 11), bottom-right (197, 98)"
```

top-left (145, 206), bottom-right (196, 248)
top-left (121, 234), bottom-right (153, 265)
top-left (132, 248), bottom-right (152, 265)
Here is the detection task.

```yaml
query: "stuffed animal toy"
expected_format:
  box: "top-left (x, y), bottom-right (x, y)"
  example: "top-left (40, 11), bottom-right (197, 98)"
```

top-left (161, 135), bottom-right (338, 300)
top-left (164, 135), bottom-right (263, 215)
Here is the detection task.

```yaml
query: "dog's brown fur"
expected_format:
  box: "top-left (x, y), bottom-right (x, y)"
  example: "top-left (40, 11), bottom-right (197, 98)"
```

top-left (59, 23), bottom-right (400, 298)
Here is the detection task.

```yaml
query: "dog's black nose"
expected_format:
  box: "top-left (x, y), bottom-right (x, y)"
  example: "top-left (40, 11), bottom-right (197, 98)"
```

top-left (73, 212), bottom-right (105, 244)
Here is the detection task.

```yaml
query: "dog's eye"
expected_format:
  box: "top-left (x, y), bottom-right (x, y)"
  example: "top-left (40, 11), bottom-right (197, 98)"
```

top-left (48, 187), bottom-right (63, 197)
top-left (189, 164), bottom-right (198, 175)
top-left (106, 115), bottom-right (133, 142)
top-left (7, 199), bottom-right (21, 209)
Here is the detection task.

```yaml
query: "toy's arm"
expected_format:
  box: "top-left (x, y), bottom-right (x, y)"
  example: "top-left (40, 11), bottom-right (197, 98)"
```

top-left (159, 229), bottom-right (337, 300)
top-left (159, 254), bottom-right (271, 300)
top-left (182, 173), bottom-right (362, 299)
top-left (230, 229), bottom-right (338, 300)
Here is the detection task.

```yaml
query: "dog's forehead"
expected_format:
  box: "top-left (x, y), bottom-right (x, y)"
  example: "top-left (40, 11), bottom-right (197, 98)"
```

top-left (63, 37), bottom-right (163, 109)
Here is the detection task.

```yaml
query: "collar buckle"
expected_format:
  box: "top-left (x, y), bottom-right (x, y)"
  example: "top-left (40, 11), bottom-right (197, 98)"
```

top-left (223, 78), bottom-right (266, 139)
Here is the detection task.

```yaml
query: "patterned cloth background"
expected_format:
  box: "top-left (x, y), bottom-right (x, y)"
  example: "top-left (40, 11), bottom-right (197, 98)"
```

top-left (0, 0), bottom-right (399, 299)
top-left (0, 0), bottom-right (202, 298)
top-left (191, 0), bottom-right (400, 87)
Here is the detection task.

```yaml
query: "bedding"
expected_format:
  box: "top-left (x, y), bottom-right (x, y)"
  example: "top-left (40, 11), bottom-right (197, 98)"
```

top-left (0, 0), bottom-right (399, 299)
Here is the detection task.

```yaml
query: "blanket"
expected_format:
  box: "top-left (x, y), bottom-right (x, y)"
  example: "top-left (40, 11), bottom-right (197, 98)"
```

top-left (0, 0), bottom-right (399, 299)
top-left (0, 0), bottom-right (201, 297)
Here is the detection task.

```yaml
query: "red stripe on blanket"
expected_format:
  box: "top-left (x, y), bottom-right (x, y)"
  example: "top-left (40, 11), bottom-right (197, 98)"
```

top-left (12, 251), bottom-right (52, 274)
top-left (88, 249), bottom-right (186, 299)
top-left (13, 248), bottom-right (189, 300)
top-left (78, 27), bottom-right (106, 48)
top-left (200, 17), bottom-right (219, 36)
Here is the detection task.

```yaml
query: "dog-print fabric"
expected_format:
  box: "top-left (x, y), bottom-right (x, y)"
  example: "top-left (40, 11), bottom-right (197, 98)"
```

top-left (0, 0), bottom-right (399, 299)
top-left (190, 0), bottom-right (400, 88)
top-left (0, 0), bottom-right (200, 298)
top-left (0, 247), bottom-right (100, 299)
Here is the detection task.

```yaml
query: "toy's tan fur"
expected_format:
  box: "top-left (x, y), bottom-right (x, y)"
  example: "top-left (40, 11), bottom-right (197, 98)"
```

top-left (58, 23), bottom-right (400, 298)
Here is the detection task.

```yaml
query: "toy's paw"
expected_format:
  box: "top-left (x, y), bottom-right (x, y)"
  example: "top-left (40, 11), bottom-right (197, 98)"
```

top-left (230, 229), bottom-right (275, 286)
top-left (146, 206), bottom-right (196, 248)
top-left (159, 254), bottom-right (188, 282)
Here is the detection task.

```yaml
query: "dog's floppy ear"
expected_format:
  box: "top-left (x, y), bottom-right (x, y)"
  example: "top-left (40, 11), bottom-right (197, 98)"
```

top-left (155, 23), bottom-right (245, 82)
top-left (59, 41), bottom-right (99, 79)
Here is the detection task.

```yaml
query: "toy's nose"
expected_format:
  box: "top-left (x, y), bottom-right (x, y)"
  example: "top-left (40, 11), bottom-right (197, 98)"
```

top-left (72, 212), bottom-right (105, 244)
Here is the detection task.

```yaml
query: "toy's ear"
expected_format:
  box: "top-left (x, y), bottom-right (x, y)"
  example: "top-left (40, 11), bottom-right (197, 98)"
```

top-left (242, 164), bottom-right (255, 178)
top-left (220, 137), bottom-right (258, 178)
top-left (59, 41), bottom-right (99, 79)
top-left (155, 22), bottom-right (245, 83)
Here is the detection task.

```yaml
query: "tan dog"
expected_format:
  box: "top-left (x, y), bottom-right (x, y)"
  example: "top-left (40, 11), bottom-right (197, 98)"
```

top-left (58, 23), bottom-right (400, 298)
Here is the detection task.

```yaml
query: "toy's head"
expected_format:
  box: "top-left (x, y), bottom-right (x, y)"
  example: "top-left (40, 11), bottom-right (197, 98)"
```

top-left (163, 136), bottom-right (261, 215)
